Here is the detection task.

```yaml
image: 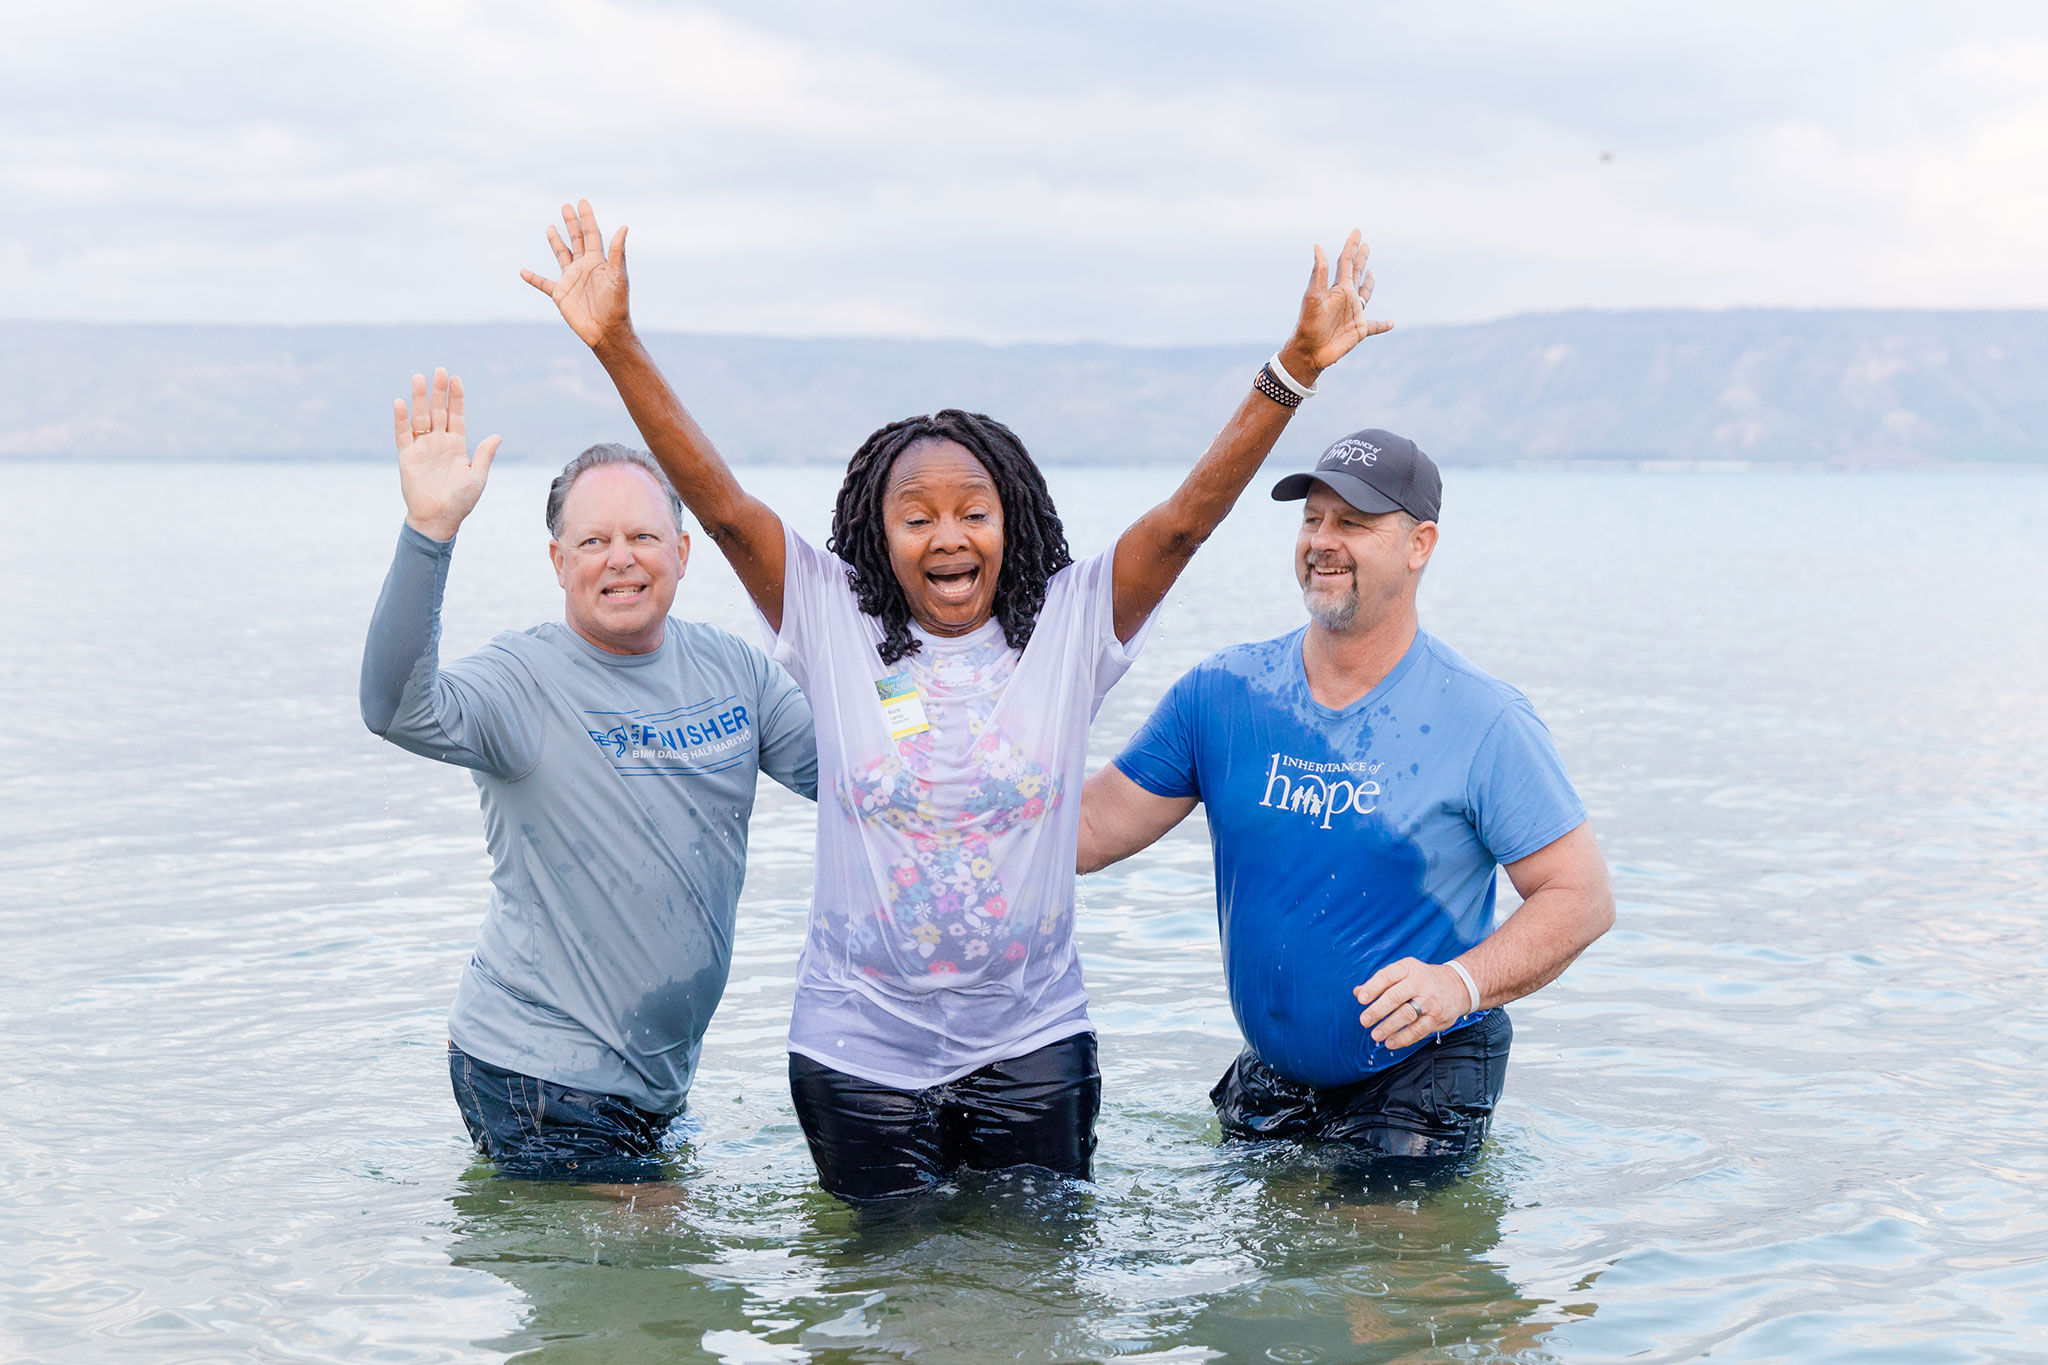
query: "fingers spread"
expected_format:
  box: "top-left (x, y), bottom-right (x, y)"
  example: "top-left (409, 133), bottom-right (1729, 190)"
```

top-left (473, 434), bottom-right (503, 475)
top-left (1309, 244), bottom-right (1328, 295)
top-left (1357, 267), bottom-right (1376, 306)
top-left (608, 224), bottom-right (628, 268)
top-left (411, 374), bottom-right (431, 433)
top-left (578, 200), bottom-right (602, 257)
top-left (392, 398), bottom-right (410, 451)
top-left (1339, 229), bottom-right (1364, 290)
top-left (519, 267), bottom-right (557, 297)
top-left (429, 368), bottom-right (451, 433)
top-left (1364, 319), bottom-right (1396, 337)
top-left (560, 202), bottom-right (583, 256)
top-left (448, 374), bottom-right (466, 435)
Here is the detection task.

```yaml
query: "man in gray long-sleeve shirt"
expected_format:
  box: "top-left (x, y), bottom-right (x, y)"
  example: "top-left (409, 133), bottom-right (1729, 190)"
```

top-left (362, 368), bottom-right (817, 1181)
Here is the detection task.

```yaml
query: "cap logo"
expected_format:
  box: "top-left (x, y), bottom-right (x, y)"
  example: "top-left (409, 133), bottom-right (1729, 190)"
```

top-left (1324, 438), bottom-right (1381, 468)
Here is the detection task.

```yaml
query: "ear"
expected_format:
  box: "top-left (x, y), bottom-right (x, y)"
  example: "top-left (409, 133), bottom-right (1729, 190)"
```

top-left (549, 538), bottom-right (567, 588)
top-left (1408, 521), bottom-right (1439, 572)
top-left (673, 528), bottom-right (691, 580)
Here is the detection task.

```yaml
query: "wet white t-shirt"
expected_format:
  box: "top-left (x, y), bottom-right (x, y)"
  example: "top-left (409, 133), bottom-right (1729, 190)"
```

top-left (766, 524), bottom-right (1149, 1089)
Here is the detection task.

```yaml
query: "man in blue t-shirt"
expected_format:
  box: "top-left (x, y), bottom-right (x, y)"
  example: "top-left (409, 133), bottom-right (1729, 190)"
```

top-left (1079, 428), bottom-right (1613, 1167)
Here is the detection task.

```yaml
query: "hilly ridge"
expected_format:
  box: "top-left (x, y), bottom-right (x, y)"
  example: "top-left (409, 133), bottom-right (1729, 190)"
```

top-left (3, 310), bottom-right (2043, 466)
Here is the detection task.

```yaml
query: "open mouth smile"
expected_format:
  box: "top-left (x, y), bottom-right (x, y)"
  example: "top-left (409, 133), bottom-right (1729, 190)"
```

top-left (600, 582), bottom-right (649, 603)
top-left (925, 563), bottom-right (981, 606)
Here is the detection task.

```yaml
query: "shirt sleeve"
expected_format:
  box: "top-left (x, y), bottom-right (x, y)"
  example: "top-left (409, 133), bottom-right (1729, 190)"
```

top-left (1465, 696), bottom-right (1588, 866)
top-left (1111, 665), bottom-right (1204, 800)
top-left (359, 524), bottom-right (541, 780)
top-left (1047, 542), bottom-right (1157, 714)
top-left (752, 650), bottom-right (819, 800)
top-left (760, 522), bottom-right (854, 690)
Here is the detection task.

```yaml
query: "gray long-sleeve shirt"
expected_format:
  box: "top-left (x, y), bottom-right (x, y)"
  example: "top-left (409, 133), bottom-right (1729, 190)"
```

top-left (361, 524), bottom-right (817, 1113)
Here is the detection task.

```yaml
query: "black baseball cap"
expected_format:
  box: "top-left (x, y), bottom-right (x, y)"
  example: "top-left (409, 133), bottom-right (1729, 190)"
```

top-left (1270, 428), bottom-right (1442, 523)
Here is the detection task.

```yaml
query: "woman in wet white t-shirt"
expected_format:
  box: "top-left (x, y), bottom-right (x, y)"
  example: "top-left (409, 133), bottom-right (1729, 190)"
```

top-left (523, 199), bottom-right (1392, 1200)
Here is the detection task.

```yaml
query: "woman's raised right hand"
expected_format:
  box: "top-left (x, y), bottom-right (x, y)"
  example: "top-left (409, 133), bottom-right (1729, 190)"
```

top-left (521, 199), bottom-right (632, 351)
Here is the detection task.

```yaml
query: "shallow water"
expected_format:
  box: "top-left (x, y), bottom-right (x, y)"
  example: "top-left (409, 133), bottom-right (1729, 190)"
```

top-left (3, 461), bottom-right (2045, 1363)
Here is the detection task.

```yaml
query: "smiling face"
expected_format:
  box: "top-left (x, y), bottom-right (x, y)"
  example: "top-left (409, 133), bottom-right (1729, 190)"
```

top-left (881, 438), bottom-right (1006, 638)
top-left (1296, 482), bottom-right (1435, 635)
top-left (547, 463), bottom-right (690, 655)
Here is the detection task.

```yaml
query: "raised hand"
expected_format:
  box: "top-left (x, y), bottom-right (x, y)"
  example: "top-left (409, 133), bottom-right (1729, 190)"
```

top-left (521, 199), bottom-right (631, 350)
top-left (1281, 230), bottom-right (1394, 381)
top-left (394, 368), bottom-right (502, 542)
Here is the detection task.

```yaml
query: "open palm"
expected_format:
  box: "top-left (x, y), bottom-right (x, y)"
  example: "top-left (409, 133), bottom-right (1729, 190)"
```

top-left (521, 200), bottom-right (631, 349)
top-left (394, 368), bottom-right (501, 542)
top-left (1293, 231), bottom-right (1394, 371)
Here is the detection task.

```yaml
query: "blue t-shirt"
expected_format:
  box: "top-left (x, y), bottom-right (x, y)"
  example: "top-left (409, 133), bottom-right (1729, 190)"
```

top-left (1113, 627), bottom-right (1585, 1089)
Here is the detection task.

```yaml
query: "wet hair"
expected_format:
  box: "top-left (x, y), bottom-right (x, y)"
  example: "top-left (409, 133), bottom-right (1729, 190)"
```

top-left (828, 410), bottom-right (1073, 667)
top-left (545, 443), bottom-right (686, 538)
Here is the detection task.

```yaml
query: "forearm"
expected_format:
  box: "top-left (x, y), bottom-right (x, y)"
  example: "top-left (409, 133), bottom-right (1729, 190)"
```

top-left (1150, 337), bottom-right (1329, 543)
top-left (361, 524), bottom-right (455, 737)
top-left (591, 330), bottom-right (767, 544)
top-left (1151, 383), bottom-right (1300, 551)
top-left (1454, 884), bottom-right (1614, 1010)
top-left (360, 528), bottom-right (529, 775)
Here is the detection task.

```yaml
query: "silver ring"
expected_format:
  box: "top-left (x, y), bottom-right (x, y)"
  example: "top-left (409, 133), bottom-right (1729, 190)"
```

top-left (1408, 1000), bottom-right (1422, 1020)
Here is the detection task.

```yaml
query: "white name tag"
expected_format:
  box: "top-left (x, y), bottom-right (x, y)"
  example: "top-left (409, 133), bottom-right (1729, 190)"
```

top-left (875, 672), bottom-right (932, 740)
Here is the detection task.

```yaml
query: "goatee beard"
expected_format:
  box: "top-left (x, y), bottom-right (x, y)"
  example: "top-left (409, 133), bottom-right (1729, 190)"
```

top-left (1302, 582), bottom-right (1359, 631)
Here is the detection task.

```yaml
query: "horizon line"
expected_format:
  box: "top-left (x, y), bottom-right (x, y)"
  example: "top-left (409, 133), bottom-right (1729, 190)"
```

top-left (3, 303), bottom-right (2045, 351)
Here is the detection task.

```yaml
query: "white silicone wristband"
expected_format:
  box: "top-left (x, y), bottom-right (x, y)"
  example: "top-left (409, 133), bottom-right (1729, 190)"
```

top-left (1266, 351), bottom-right (1318, 398)
top-left (1446, 959), bottom-right (1482, 1014)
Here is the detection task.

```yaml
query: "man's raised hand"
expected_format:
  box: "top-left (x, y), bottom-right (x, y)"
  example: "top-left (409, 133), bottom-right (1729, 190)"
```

top-left (1281, 230), bottom-right (1394, 382)
top-left (394, 368), bottom-right (501, 543)
top-left (521, 199), bottom-right (631, 351)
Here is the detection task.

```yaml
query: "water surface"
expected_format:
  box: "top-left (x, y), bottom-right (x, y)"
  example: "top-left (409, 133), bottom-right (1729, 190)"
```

top-left (3, 462), bottom-right (2045, 1362)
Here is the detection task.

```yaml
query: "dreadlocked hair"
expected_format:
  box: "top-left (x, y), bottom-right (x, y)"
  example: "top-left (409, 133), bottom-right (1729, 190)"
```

top-left (828, 409), bottom-right (1073, 667)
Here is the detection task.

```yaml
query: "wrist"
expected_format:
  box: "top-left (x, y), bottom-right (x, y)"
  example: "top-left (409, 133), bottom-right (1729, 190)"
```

top-left (404, 514), bottom-right (461, 543)
top-left (1276, 340), bottom-right (1325, 389)
top-left (590, 322), bottom-right (642, 366)
top-left (1444, 959), bottom-right (1483, 1014)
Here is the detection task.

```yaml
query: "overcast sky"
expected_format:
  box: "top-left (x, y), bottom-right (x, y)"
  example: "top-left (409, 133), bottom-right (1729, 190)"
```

top-left (5, 1), bottom-right (2046, 343)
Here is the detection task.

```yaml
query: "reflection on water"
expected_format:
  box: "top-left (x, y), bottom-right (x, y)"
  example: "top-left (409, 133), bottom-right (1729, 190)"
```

top-left (3, 461), bottom-right (2045, 1362)
top-left (445, 1140), bottom-right (1539, 1363)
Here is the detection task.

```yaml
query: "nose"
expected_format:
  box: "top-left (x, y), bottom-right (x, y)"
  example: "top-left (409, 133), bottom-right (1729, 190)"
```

top-left (931, 514), bottom-right (972, 553)
top-left (605, 536), bottom-right (635, 569)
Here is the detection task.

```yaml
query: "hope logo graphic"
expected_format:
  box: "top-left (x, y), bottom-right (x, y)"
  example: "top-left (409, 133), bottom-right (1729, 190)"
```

top-left (1325, 438), bottom-right (1382, 468)
top-left (1257, 753), bottom-right (1381, 829)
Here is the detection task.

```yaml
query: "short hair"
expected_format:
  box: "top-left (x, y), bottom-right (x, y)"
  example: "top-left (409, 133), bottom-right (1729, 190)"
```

top-left (828, 410), bottom-right (1073, 667)
top-left (545, 443), bottom-right (686, 539)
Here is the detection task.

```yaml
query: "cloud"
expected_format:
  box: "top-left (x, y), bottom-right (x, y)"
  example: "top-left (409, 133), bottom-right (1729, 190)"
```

top-left (2, 0), bottom-right (2046, 340)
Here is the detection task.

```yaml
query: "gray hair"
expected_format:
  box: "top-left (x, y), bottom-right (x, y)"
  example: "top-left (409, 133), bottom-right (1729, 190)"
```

top-left (544, 443), bottom-right (686, 539)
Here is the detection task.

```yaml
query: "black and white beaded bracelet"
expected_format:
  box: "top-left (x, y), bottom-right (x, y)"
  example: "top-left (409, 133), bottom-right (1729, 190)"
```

top-left (1253, 363), bottom-right (1305, 409)
top-left (1253, 352), bottom-right (1318, 409)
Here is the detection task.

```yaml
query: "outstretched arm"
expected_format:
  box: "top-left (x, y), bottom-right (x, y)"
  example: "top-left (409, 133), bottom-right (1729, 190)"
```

top-left (522, 200), bottom-right (789, 629)
top-left (1077, 764), bottom-right (1200, 873)
top-left (1109, 232), bottom-right (1392, 641)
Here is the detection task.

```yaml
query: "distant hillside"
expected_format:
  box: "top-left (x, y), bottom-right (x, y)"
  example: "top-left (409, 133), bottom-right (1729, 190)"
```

top-left (3, 310), bottom-right (2044, 465)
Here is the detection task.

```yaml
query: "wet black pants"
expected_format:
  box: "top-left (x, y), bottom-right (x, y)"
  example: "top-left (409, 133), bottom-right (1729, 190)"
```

top-left (788, 1033), bottom-right (1100, 1202)
top-left (1211, 1009), bottom-right (1512, 1160)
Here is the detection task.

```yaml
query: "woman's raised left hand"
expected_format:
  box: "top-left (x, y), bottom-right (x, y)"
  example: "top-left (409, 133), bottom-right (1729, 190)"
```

top-left (1278, 230), bottom-right (1394, 384)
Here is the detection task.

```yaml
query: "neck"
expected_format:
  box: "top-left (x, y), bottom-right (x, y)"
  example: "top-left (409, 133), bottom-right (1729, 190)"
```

top-left (567, 617), bottom-right (666, 656)
top-left (1300, 601), bottom-right (1418, 710)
